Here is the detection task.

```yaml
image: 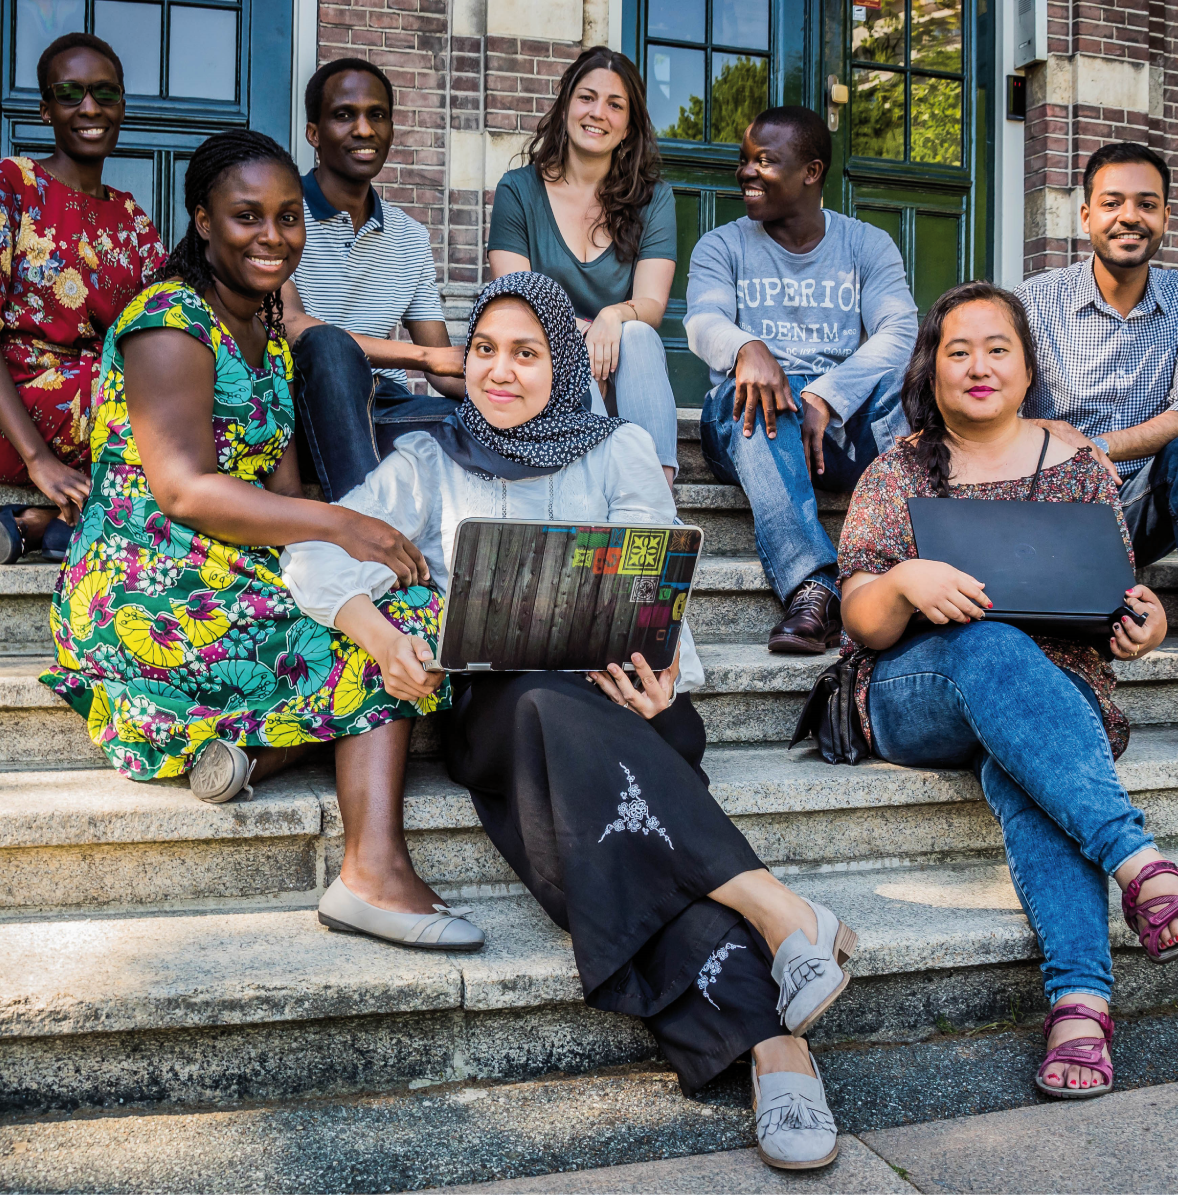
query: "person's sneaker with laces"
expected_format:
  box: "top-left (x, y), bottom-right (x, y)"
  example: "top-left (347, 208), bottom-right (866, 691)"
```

top-left (768, 581), bottom-right (841, 654)
top-left (189, 740), bottom-right (256, 804)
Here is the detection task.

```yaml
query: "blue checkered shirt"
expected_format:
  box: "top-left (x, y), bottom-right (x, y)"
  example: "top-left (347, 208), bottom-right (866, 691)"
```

top-left (1016, 257), bottom-right (1178, 477)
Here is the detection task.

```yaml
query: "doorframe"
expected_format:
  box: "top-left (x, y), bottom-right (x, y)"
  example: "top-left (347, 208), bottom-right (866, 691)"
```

top-left (291, 0), bottom-right (317, 170)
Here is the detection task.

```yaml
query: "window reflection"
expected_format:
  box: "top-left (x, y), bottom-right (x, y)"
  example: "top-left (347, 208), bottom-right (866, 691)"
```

top-left (851, 68), bottom-right (905, 160)
top-left (94, 1), bottom-right (162, 96)
top-left (714, 0), bottom-right (769, 51)
top-left (15, 0), bottom-right (85, 89)
top-left (168, 6), bottom-right (237, 100)
top-left (911, 0), bottom-right (964, 72)
top-left (647, 45), bottom-right (705, 141)
top-left (103, 154), bottom-right (155, 205)
top-left (647, 0), bottom-right (705, 43)
top-left (851, 0), bottom-right (906, 67)
top-left (710, 54), bottom-right (768, 144)
top-left (911, 76), bottom-right (962, 165)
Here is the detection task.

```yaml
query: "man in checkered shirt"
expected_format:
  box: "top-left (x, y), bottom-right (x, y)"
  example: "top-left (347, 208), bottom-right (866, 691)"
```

top-left (1017, 142), bottom-right (1178, 568)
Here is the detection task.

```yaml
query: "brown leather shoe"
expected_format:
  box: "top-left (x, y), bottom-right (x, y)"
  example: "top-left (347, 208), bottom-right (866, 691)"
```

top-left (768, 581), bottom-right (841, 654)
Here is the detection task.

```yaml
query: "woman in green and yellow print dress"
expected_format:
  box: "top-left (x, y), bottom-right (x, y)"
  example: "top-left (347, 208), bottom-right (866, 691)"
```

top-left (40, 129), bottom-right (482, 949)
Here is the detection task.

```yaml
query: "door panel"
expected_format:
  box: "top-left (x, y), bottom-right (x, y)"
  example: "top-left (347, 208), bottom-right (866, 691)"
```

top-left (1, 0), bottom-right (292, 249)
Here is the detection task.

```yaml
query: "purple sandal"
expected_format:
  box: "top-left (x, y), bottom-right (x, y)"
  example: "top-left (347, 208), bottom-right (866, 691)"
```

top-left (1035, 1003), bottom-right (1114, 1100)
top-left (1122, 859), bottom-right (1178, 964)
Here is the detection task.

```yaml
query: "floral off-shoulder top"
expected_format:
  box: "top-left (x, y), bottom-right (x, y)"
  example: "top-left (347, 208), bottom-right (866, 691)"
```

top-left (837, 441), bottom-right (1133, 759)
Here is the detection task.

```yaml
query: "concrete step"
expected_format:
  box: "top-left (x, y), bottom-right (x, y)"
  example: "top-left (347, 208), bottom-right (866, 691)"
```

top-left (675, 483), bottom-right (847, 556)
top-left (3, 856), bottom-right (1173, 1113)
top-left (4, 725), bottom-right (1177, 915)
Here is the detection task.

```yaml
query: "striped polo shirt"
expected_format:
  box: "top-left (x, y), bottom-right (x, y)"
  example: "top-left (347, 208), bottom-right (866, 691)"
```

top-left (291, 170), bottom-right (446, 385)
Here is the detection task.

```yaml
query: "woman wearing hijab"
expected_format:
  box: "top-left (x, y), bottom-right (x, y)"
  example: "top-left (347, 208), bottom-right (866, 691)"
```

top-left (283, 272), bottom-right (858, 1172)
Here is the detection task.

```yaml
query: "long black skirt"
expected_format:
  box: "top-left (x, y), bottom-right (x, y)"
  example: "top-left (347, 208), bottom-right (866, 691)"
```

top-left (444, 671), bottom-right (784, 1094)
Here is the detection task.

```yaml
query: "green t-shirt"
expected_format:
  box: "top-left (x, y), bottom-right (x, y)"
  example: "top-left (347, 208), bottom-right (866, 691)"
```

top-left (488, 165), bottom-right (677, 320)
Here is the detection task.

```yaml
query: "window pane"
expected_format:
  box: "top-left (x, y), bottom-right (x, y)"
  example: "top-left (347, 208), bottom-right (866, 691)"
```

top-left (714, 0), bottom-right (768, 51)
top-left (102, 154), bottom-right (155, 209)
top-left (15, 0), bottom-right (86, 89)
top-left (168, 6), bottom-right (237, 100)
top-left (647, 45), bottom-right (705, 141)
top-left (911, 0), bottom-right (964, 73)
top-left (95, 1), bottom-right (162, 96)
top-left (172, 155), bottom-right (192, 249)
top-left (714, 194), bottom-right (747, 227)
top-left (851, 0), bottom-right (905, 67)
top-left (647, 0), bottom-right (704, 43)
top-left (911, 76), bottom-right (962, 165)
top-left (851, 68), bottom-right (905, 160)
top-left (710, 54), bottom-right (769, 144)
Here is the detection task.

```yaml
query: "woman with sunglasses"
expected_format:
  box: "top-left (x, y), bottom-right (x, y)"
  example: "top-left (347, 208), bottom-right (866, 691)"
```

top-left (0, 33), bottom-right (165, 564)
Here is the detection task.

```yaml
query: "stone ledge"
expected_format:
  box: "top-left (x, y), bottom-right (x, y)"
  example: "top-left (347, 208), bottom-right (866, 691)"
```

top-left (0, 859), bottom-right (1144, 1039)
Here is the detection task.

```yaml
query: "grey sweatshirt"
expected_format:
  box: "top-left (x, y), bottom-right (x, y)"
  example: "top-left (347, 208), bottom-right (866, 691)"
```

top-left (684, 211), bottom-right (918, 428)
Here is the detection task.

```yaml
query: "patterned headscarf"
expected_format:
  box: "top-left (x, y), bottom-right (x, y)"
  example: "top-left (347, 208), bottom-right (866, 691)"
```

top-left (455, 272), bottom-right (625, 471)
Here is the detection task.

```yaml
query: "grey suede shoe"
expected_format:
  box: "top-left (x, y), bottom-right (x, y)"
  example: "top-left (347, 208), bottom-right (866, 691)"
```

top-left (752, 1055), bottom-right (838, 1170)
top-left (318, 876), bottom-right (485, 952)
top-left (772, 896), bottom-right (857, 1036)
top-left (189, 740), bottom-right (256, 804)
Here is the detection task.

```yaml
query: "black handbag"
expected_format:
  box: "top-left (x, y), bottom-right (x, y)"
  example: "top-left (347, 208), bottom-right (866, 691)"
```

top-left (789, 658), bottom-right (870, 765)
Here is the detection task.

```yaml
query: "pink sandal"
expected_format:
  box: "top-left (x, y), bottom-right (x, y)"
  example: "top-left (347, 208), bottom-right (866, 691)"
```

top-left (1121, 859), bottom-right (1178, 964)
top-left (1035, 1003), bottom-right (1114, 1100)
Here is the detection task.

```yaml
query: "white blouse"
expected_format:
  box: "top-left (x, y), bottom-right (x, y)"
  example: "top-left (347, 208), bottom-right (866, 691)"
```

top-left (281, 425), bottom-right (705, 690)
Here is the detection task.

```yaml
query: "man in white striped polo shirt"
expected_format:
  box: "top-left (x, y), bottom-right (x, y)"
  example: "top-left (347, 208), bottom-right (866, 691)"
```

top-left (281, 58), bottom-right (466, 501)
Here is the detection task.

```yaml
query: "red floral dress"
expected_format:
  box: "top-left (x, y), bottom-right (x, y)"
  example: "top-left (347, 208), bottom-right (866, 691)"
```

top-left (0, 157), bottom-right (166, 483)
top-left (838, 441), bottom-right (1134, 758)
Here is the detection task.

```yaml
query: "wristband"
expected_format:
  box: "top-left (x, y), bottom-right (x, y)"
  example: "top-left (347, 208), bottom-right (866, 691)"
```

top-left (1091, 435), bottom-right (1110, 455)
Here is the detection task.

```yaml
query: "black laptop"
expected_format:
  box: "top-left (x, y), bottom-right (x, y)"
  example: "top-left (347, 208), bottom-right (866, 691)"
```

top-left (906, 498), bottom-right (1138, 638)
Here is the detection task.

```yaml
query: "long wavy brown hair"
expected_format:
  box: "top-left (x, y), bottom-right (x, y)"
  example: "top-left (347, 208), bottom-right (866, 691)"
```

top-left (901, 281), bottom-right (1039, 496)
top-left (525, 46), bottom-right (661, 264)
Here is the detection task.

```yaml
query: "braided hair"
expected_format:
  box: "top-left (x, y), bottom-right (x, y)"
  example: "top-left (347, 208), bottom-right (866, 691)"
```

top-left (900, 280), bottom-right (1039, 496)
top-left (154, 129), bottom-right (302, 339)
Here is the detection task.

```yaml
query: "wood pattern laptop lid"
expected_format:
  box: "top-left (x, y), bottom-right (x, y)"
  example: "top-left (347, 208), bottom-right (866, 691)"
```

top-left (435, 519), bottom-right (703, 672)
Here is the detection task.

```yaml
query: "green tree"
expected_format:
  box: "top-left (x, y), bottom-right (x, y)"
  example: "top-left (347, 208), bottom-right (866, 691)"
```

top-left (710, 56), bottom-right (769, 144)
top-left (660, 93), bottom-right (703, 141)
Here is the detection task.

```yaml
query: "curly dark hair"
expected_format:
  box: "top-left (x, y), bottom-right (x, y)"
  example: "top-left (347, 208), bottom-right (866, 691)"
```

top-left (900, 280), bottom-right (1039, 496)
top-left (154, 130), bottom-right (302, 339)
top-left (37, 32), bottom-right (124, 94)
top-left (525, 46), bottom-right (661, 265)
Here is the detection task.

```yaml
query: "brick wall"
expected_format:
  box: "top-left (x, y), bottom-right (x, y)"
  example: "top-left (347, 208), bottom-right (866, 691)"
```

top-left (1022, 0), bottom-right (1177, 276)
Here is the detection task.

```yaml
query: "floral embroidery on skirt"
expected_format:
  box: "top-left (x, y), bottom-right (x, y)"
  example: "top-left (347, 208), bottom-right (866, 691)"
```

top-left (598, 762), bottom-right (673, 848)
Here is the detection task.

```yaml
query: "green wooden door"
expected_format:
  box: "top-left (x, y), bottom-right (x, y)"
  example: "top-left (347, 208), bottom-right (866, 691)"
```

top-left (627, 0), bottom-right (993, 405)
top-left (825, 0), bottom-right (992, 315)
top-left (627, 0), bottom-right (814, 407)
top-left (1, 0), bottom-right (293, 248)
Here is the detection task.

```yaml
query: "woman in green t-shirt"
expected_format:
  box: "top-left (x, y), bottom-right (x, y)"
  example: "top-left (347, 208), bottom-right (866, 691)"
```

top-left (488, 47), bottom-right (679, 487)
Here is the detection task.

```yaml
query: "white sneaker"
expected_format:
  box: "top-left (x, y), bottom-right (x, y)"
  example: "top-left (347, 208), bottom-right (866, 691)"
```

top-left (752, 1054), bottom-right (839, 1170)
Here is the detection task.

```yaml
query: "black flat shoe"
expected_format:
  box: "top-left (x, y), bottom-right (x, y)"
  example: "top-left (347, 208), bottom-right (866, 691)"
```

top-left (40, 517), bottom-right (72, 563)
top-left (0, 505), bottom-right (27, 564)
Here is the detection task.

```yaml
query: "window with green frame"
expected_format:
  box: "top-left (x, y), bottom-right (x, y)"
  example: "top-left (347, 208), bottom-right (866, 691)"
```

top-left (849, 0), bottom-right (964, 167)
top-left (644, 0), bottom-right (772, 145)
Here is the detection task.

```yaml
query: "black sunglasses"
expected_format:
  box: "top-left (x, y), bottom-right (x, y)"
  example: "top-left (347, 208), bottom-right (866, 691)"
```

top-left (42, 80), bottom-right (125, 107)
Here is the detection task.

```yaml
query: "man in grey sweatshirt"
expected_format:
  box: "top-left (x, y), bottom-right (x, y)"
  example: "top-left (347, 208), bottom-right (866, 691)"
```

top-left (686, 106), bottom-right (918, 654)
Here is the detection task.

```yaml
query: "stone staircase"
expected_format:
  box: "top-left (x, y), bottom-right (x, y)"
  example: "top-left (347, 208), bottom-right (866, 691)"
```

top-left (2, 413), bottom-right (1177, 1140)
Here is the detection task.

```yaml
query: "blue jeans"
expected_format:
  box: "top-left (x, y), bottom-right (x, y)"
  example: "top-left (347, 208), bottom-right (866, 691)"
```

top-left (1117, 434), bottom-right (1178, 569)
top-left (699, 369), bottom-right (906, 603)
top-left (868, 620), bottom-right (1155, 1005)
top-left (292, 323), bottom-right (460, 501)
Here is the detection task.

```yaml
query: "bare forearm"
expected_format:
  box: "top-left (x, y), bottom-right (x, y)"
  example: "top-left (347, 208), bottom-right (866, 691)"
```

top-left (1105, 411), bottom-right (1178, 462)
top-left (159, 472), bottom-right (355, 549)
top-left (422, 371), bottom-right (465, 398)
top-left (0, 363), bottom-right (49, 466)
top-left (288, 308), bottom-right (441, 373)
top-left (609, 297), bottom-right (666, 328)
top-left (335, 593), bottom-right (398, 650)
top-left (841, 572), bottom-right (915, 649)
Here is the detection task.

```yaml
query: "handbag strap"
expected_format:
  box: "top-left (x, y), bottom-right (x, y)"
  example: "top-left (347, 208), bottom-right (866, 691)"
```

top-left (1025, 427), bottom-right (1050, 500)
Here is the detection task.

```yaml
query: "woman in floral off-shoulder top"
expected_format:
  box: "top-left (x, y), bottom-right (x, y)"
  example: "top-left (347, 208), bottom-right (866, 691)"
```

top-left (837, 281), bottom-right (1178, 1104)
